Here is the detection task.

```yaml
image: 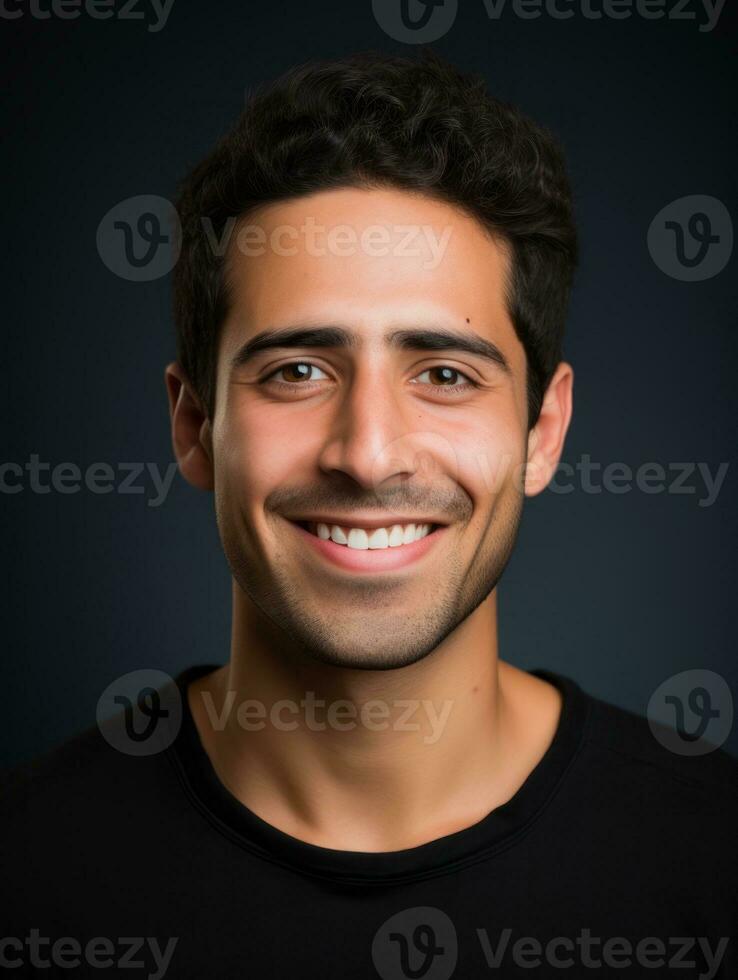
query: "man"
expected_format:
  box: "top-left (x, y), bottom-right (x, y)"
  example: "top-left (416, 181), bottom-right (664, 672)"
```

top-left (2, 51), bottom-right (736, 979)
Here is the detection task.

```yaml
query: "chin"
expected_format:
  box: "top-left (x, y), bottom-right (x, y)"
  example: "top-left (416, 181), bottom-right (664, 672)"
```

top-left (306, 646), bottom-right (436, 672)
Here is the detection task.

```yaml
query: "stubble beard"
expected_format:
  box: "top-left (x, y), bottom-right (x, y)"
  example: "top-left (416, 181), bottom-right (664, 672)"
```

top-left (218, 488), bottom-right (525, 672)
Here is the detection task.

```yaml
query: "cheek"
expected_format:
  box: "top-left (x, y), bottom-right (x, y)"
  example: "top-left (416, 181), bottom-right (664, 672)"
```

top-left (213, 403), bottom-right (317, 504)
top-left (446, 416), bottom-right (526, 508)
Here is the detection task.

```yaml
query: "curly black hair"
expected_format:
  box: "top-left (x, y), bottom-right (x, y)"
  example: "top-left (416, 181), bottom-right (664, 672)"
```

top-left (172, 49), bottom-right (578, 429)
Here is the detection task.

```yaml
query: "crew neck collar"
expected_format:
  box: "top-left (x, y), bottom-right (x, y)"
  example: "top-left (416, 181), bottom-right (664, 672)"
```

top-left (166, 663), bottom-right (591, 885)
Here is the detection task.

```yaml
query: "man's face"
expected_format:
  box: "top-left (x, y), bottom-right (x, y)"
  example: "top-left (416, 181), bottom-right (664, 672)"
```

top-left (209, 187), bottom-right (531, 670)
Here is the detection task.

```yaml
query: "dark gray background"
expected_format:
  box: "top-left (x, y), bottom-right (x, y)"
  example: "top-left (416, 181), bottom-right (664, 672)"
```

top-left (2, 0), bottom-right (736, 767)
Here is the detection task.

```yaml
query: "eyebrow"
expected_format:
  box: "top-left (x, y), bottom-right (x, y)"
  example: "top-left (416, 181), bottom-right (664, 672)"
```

top-left (230, 325), bottom-right (511, 374)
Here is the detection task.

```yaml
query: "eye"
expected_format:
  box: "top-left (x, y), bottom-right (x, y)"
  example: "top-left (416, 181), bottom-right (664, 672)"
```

top-left (261, 362), bottom-right (330, 387)
top-left (411, 365), bottom-right (479, 394)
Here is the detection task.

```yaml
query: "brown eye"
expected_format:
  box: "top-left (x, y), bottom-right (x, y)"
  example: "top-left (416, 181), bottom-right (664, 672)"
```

top-left (428, 367), bottom-right (461, 385)
top-left (267, 362), bottom-right (330, 384)
top-left (281, 363), bottom-right (313, 382)
top-left (413, 366), bottom-right (476, 390)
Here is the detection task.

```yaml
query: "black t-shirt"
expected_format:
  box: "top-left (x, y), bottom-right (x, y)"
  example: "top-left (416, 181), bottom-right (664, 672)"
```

top-left (2, 664), bottom-right (737, 978)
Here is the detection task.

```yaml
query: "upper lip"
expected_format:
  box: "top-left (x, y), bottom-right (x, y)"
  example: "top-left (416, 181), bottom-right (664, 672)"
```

top-left (286, 514), bottom-right (447, 529)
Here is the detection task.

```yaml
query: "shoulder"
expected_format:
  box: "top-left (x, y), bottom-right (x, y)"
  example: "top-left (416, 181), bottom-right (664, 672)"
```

top-left (1, 666), bottom-right (206, 833)
top-left (0, 712), bottom-right (189, 877)
top-left (582, 688), bottom-right (738, 796)
top-left (0, 716), bottom-right (194, 926)
top-left (568, 682), bottom-right (738, 866)
top-left (1, 721), bottom-right (173, 829)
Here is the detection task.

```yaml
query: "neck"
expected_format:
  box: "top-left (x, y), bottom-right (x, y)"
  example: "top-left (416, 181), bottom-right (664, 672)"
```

top-left (188, 583), bottom-right (561, 852)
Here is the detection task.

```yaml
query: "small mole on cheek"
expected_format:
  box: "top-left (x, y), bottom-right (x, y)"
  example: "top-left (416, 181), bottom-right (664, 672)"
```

top-left (466, 318), bottom-right (470, 323)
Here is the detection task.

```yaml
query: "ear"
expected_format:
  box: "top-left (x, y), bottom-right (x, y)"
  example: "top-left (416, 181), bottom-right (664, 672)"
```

top-left (164, 361), bottom-right (214, 492)
top-left (524, 361), bottom-right (574, 497)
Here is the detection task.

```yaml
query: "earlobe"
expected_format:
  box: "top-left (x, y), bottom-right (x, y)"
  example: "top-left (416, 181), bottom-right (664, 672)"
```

top-left (524, 361), bottom-right (574, 497)
top-left (164, 361), bottom-right (215, 492)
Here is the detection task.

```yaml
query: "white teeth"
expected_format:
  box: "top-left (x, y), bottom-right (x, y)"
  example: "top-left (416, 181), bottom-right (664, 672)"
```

top-left (367, 527), bottom-right (389, 549)
top-left (347, 528), bottom-right (369, 550)
top-left (307, 520), bottom-right (435, 550)
top-left (330, 524), bottom-right (348, 544)
top-left (388, 525), bottom-right (405, 547)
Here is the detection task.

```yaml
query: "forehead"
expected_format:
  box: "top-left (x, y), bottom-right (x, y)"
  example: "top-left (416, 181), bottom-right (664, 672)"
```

top-left (219, 186), bottom-right (523, 368)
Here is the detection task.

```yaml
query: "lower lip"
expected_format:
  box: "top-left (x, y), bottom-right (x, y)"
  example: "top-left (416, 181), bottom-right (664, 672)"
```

top-left (287, 520), bottom-right (447, 573)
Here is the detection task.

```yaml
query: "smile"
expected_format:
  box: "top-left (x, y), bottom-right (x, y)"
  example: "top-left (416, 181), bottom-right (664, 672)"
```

top-left (287, 519), bottom-right (447, 573)
top-left (300, 520), bottom-right (439, 550)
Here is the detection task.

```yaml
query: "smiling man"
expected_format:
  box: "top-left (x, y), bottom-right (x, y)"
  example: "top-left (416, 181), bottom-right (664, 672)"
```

top-left (2, 50), bottom-right (736, 979)
top-left (168, 176), bottom-right (570, 853)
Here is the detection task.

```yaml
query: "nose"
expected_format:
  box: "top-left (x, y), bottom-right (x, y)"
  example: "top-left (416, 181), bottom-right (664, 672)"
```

top-left (316, 363), bottom-right (420, 490)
